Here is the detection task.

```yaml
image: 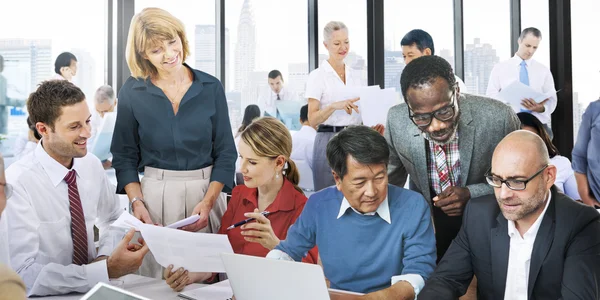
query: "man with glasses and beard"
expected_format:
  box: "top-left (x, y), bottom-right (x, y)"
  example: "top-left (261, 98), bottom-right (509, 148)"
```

top-left (419, 130), bottom-right (600, 299)
top-left (385, 55), bottom-right (520, 260)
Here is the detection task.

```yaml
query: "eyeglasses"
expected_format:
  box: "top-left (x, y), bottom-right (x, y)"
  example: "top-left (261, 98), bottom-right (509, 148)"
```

top-left (485, 165), bottom-right (549, 191)
top-left (0, 182), bottom-right (12, 199)
top-left (408, 92), bottom-right (457, 127)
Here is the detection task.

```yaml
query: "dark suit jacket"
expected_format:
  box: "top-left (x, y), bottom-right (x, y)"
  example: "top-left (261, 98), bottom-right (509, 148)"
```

top-left (419, 187), bottom-right (600, 300)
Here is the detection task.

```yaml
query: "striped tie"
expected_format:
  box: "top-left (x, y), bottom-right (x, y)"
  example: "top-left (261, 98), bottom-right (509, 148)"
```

top-left (64, 170), bottom-right (88, 265)
top-left (434, 144), bottom-right (452, 192)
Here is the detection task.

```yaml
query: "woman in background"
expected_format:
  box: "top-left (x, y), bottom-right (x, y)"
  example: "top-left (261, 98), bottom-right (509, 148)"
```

top-left (163, 117), bottom-right (318, 291)
top-left (518, 112), bottom-right (580, 200)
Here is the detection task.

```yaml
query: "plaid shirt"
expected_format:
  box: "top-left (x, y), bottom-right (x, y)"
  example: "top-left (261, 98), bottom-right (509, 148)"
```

top-left (426, 135), bottom-right (461, 195)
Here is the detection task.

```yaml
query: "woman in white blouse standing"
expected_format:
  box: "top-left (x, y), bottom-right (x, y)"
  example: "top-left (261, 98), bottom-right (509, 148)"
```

top-left (306, 21), bottom-right (383, 191)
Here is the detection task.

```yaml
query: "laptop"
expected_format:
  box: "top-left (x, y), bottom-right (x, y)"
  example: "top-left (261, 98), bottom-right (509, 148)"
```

top-left (220, 253), bottom-right (330, 300)
top-left (80, 282), bottom-right (151, 300)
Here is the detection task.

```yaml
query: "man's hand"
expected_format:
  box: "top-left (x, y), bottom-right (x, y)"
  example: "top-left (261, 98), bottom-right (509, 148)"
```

top-left (433, 186), bottom-right (471, 217)
top-left (521, 98), bottom-right (548, 113)
top-left (240, 209), bottom-right (280, 250)
top-left (132, 201), bottom-right (154, 224)
top-left (181, 200), bottom-right (213, 232)
top-left (107, 229), bottom-right (150, 278)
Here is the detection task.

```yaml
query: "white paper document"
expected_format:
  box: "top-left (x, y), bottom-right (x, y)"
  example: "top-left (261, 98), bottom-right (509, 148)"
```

top-left (138, 223), bottom-right (233, 273)
top-left (166, 214), bottom-right (201, 229)
top-left (358, 87), bottom-right (400, 126)
top-left (178, 279), bottom-right (233, 300)
top-left (110, 211), bottom-right (144, 231)
top-left (497, 81), bottom-right (557, 112)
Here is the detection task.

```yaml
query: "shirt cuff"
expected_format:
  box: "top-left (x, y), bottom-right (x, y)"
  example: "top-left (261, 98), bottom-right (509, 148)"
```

top-left (84, 260), bottom-right (109, 289)
top-left (266, 249), bottom-right (294, 261)
top-left (391, 274), bottom-right (425, 297)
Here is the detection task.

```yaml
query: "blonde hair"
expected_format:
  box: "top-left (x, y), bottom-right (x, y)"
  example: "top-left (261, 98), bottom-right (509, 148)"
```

top-left (241, 117), bottom-right (302, 194)
top-left (323, 21), bottom-right (348, 43)
top-left (126, 7), bottom-right (190, 79)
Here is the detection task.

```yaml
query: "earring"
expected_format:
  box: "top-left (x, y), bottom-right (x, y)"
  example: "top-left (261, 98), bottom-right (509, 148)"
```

top-left (275, 172), bottom-right (280, 179)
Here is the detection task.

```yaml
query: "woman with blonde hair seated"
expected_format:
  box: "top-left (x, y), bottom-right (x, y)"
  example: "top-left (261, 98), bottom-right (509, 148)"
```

top-left (111, 7), bottom-right (236, 278)
top-left (164, 117), bottom-right (318, 291)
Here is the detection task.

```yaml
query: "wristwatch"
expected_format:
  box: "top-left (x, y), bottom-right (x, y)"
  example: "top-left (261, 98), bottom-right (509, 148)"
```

top-left (131, 197), bottom-right (146, 211)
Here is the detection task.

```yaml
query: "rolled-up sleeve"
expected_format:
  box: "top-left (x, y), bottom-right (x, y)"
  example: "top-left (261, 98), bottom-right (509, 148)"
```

top-left (209, 82), bottom-right (236, 192)
top-left (110, 83), bottom-right (141, 194)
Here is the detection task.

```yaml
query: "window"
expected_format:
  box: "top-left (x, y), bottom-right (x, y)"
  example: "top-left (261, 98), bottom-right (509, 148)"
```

top-left (226, 0), bottom-right (309, 132)
top-left (463, 0), bottom-right (511, 95)
top-left (521, 0), bottom-right (550, 68)
top-left (572, 0), bottom-right (600, 140)
top-left (135, 0), bottom-right (217, 76)
top-left (383, 0), bottom-right (455, 95)
top-left (0, 0), bottom-right (106, 158)
top-left (318, 0), bottom-right (368, 87)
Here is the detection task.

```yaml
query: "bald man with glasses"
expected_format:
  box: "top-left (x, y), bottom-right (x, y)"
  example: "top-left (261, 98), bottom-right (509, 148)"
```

top-left (419, 130), bottom-right (600, 300)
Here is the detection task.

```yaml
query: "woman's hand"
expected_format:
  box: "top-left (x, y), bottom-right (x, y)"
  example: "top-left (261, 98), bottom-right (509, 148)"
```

top-left (240, 209), bottom-right (280, 250)
top-left (329, 98), bottom-right (360, 115)
top-left (132, 201), bottom-right (154, 224)
top-left (181, 200), bottom-right (213, 232)
top-left (164, 265), bottom-right (190, 292)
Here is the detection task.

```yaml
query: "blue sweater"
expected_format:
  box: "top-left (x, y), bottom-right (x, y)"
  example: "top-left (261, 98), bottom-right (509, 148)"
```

top-left (275, 184), bottom-right (436, 294)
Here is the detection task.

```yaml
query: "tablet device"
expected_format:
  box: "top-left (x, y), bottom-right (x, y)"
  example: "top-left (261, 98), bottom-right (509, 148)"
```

top-left (80, 282), bottom-right (151, 300)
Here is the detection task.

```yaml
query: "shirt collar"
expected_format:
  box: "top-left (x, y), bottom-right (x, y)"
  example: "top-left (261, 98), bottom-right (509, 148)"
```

top-left (299, 125), bottom-right (316, 134)
top-left (336, 195), bottom-right (391, 224)
top-left (34, 140), bottom-right (84, 187)
top-left (507, 191), bottom-right (552, 240)
top-left (511, 54), bottom-right (532, 66)
top-left (131, 63), bottom-right (217, 89)
top-left (241, 179), bottom-right (297, 213)
top-left (321, 59), bottom-right (351, 80)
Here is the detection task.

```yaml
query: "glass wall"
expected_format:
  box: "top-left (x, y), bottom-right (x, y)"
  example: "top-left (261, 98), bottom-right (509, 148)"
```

top-left (226, 0), bottom-right (309, 132)
top-left (318, 0), bottom-right (368, 87)
top-left (571, 0), bottom-right (600, 140)
top-left (463, 0), bottom-right (510, 95)
top-left (521, 0), bottom-right (550, 68)
top-left (0, 0), bottom-right (106, 158)
top-left (383, 0), bottom-right (454, 96)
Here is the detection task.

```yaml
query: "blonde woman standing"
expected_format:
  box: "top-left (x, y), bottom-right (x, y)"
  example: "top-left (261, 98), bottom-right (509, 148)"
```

top-left (111, 8), bottom-right (236, 278)
top-left (306, 21), bottom-right (383, 191)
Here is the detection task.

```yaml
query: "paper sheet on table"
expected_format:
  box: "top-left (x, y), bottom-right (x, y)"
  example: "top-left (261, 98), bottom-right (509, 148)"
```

top-left (358, 87), bottom-right (400, 126)
top-left (110, 211), bottom-right (144, 231)
top-left (178, 279), bottom-right (233, 300)
top-left (166, 214), bottom-right (201, 229)
top-left (497, 81), bottom-right (557, 111)
top-left (138, 223), bottom-right (233, 272)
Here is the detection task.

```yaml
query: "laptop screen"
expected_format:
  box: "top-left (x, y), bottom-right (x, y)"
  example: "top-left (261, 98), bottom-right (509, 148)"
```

top-left (85, 285), bottom-right (146, 300)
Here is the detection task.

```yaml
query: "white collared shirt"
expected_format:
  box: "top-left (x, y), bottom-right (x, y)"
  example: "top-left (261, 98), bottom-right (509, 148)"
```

top-left (270, 195), bottom-right (425, 296)
top-left (486, 55), bottom-right (557, 124)
top-left (503, 192), bottom-right (552, 300)
top-left (305, 60), bottom-right (363, 126)
top-left (290, 125), bottom-right (317, 171)
top-left (5, 141), bottom-right (122, 296)
top-left (259, 86), bottom-right (295, 117)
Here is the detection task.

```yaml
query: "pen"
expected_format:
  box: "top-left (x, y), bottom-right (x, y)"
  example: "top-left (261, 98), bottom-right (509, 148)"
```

top-left (226, 211), bottom-right (270, 230)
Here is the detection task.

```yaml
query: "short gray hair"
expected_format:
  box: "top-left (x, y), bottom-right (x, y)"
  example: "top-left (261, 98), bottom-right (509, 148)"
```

top-left (94, 85), bottom-right (115, 105)
top-left (323, 21), bottom-right (348, 43)
top-left (520, 27), bottom-right (542, 40)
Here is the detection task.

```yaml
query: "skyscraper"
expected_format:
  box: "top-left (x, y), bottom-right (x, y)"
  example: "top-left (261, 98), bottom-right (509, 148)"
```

top-left (384, 51), bottom-right (404, 92)
top-left (194, 25), bottom-right (230, 83)
top-left (234, 0), bottom-right (256, 93)
top-left (464, 38), bottom-right (499, 95)
top-left (0, 39), bottom-right (52, 97)
top-left (287, 63), bottom-right (309, 100)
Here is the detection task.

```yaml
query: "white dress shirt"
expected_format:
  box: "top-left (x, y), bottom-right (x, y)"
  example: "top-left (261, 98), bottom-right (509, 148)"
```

top-left (504, 192), bottom-right (552, 300)
top-left (550, 155), bottom-right (581, 200)
top-left (268, 196), bottom-right (425, 296)
top-left (259, 86), bottom-right (295, 117)
top-left (0, 213), bottom-right (10, 267)
top-left (290, 125), bottom-right (316, 170)
top-left (305, 60), bottom-right (363, 126)
top-left (5, 142), bottom-right (122, 296)
top-left (486, 55), bottom-right (557, 124)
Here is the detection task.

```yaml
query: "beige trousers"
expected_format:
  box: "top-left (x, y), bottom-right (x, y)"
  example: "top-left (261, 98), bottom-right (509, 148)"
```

top-left (138, 166), bottom-right (227, 278)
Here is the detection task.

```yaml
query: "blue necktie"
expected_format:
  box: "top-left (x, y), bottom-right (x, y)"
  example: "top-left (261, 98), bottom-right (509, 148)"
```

top-left (519, 60), bottom-right (531, 112)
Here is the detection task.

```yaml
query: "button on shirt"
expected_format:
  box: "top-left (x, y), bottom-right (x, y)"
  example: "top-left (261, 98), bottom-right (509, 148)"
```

top-left (486, 55), bottom-right (557, 124)
top-left (111, 65), bottom-right (237, 193)
top-left (305, 60), bottom-right (363, 126)
top-left (218, 179), bottom-right (318, 264)
top-left (504, 193), bottom-right (552, 300)
top-left (5, 142), bottom-right (122, 296)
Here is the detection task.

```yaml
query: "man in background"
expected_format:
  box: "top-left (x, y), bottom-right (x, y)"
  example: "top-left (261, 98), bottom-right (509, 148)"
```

top-left (291, 104), bottom-right (316, 173)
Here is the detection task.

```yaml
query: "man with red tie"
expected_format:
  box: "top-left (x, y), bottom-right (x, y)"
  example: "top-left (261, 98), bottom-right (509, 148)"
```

top-left (5, 80), bottom-right (149, 296)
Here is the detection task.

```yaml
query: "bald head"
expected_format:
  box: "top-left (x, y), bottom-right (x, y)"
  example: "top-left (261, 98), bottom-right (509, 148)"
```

top-left (494, 130), bottom-right (549, 167)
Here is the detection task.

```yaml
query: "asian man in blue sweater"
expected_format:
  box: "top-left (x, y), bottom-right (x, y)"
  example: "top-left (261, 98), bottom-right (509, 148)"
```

top-left (266, 125), bottom-right (436, 299)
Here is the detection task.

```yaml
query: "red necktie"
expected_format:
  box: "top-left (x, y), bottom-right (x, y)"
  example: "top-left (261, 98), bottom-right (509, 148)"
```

top-left (64, 170), bottom-right (88, 265)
